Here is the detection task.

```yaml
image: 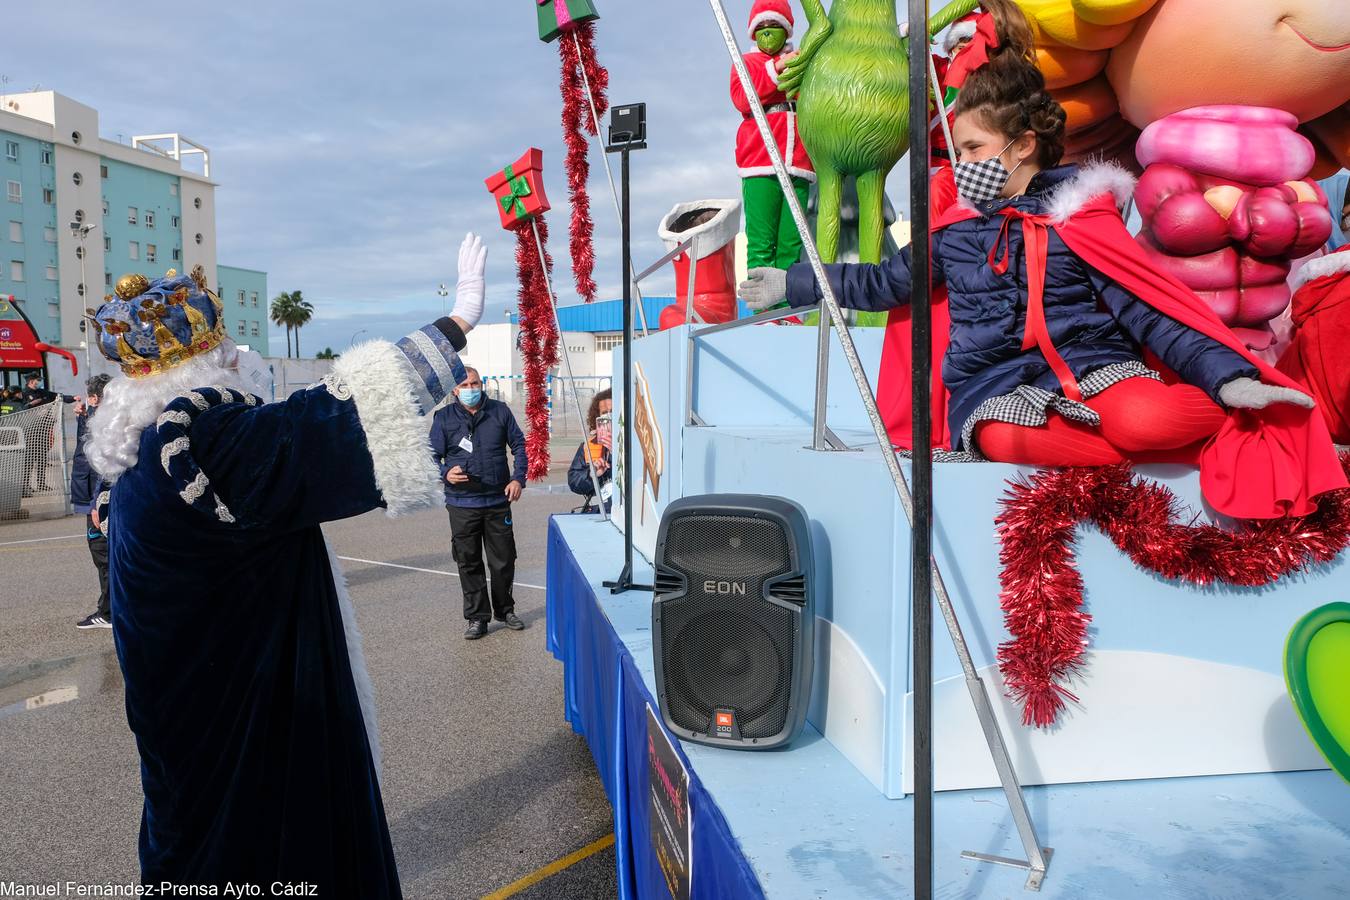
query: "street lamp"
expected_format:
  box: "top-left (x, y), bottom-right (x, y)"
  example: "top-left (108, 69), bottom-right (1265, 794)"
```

top-left (349, 328), bottom-right (368, 348)
top-left (437, 282), bottom-right (449, 318)
top-left (70, 221), bottom-right (99, 375)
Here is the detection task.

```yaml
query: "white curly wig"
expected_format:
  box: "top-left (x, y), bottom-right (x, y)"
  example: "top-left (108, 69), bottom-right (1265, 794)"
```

top-left (86, 339), bottom-right (250, 482)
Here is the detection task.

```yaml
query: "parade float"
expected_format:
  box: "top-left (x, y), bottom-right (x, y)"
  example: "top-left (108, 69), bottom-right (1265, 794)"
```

top-left (530, 1), bottom-right (1350, 897)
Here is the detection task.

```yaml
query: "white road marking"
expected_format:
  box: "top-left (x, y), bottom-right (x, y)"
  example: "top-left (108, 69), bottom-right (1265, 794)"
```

top-left (0, 534), bottom-right (84, 547)
top-left (336, 555), bottom-right (546, 591)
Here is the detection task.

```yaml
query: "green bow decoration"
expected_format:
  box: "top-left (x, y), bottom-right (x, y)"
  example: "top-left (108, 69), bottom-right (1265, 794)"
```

top-left (499, 165), bottom-right (533, 219)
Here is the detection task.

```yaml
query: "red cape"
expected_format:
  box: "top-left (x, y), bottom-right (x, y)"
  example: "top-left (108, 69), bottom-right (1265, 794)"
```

top-left (878, 187), bottom-right (1347, 519)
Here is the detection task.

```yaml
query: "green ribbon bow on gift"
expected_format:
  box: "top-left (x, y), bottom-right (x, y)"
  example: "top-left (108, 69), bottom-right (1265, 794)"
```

top-left (499, 164), bottom-right (533, 219)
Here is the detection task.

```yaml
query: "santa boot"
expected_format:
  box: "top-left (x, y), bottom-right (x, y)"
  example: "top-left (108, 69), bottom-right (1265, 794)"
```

top-left (657, 200), bottom-right (742, 329)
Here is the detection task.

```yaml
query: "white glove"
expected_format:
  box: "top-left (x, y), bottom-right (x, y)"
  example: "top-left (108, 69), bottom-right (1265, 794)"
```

top-left (739, 267), bottom-right (789, 311)
top-left (451, 232), bottom-right (487, 329)
top-left (1218, 377), bottom-right (1314, 410)
top-left (898, 20), bottom-right (909, 38)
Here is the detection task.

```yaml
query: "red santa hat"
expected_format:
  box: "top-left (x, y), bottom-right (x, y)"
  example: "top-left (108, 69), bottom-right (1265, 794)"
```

top-left (748, 0), bottom-right (794, 41)
top-left (943, 11), bottom-right (981, 54)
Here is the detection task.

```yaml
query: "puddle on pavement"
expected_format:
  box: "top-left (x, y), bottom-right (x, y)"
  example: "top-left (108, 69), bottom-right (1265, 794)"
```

top-left (0, 650), bottom-right (121, 720)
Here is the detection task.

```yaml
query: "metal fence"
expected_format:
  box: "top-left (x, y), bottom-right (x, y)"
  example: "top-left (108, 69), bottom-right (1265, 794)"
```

top-left (0, 399), bottom-right (74, 523)
top-left (482, 375), bottom-right (612, 441)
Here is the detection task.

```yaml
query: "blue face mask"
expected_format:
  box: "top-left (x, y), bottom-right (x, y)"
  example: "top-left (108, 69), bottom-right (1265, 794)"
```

top-left (459, 388), bottom-right (483, 408)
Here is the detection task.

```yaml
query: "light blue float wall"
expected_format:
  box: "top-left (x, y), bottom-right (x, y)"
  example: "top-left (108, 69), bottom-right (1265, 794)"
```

top-left (615, 322), bottom-right (1347, 797)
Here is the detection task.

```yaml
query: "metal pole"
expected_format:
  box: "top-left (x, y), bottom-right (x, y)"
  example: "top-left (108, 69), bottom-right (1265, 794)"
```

top-left (928, 52), bottom-right (956, 163)
top-left (709, 0), bottom-right (1050, 890)
top-left (603, 144), bottom-right (651, 593)
top-left (620, 146), bottom-right (635, 582)
top-left (812, 292), bottom-right (831, 449)
top-left (909, 3), bottom-right (935, 897)
top-left (532, 219), bottom-right (610, 520)
top-left (57, 400), bottom-right (70, 516)
top-left (572, 31), bottom-right (651, 337)
top-left (76, 230), bottom-right (90, 376)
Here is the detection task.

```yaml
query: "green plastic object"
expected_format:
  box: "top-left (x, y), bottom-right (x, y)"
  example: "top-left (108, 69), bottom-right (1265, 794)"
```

top-left (781, 0), bottom-right (978, 269)
top-left (1285, 602), bottom-right (1350, 784)
top-left (537, 0), bottom-right (600, 44)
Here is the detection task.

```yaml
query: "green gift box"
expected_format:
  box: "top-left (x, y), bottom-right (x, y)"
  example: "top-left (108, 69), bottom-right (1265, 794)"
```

top-left (537, 0), bottom-right (600, 43)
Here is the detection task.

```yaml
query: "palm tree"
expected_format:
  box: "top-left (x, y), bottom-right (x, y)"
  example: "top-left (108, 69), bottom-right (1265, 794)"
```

top-left (270, 292), bottom-right (296, 358)
top-left (288, 291), bottom-right (315, 358)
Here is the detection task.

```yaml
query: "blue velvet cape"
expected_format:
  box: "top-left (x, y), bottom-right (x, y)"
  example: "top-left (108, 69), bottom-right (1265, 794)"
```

top-left (107, 383), bottom-right (401, 896)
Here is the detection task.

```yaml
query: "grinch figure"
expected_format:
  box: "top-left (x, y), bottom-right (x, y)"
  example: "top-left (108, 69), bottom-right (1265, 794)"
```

top-left (731, 0), bottom-right (816, 280)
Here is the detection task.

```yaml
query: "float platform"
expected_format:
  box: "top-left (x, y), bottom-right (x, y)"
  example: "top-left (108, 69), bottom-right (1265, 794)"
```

top-left (547, 513), bottom-right (1350, 899)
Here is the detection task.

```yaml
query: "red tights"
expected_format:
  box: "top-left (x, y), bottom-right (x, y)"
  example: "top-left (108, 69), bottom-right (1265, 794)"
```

top-left (975, 378), bottom-right (1227, 466)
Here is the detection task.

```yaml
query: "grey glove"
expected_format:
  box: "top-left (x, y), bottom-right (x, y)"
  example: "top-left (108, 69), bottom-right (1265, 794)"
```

top-left (739, 267), bottom-right (789, 311)
top-left (1218, 376), bottom-right (1314, 410)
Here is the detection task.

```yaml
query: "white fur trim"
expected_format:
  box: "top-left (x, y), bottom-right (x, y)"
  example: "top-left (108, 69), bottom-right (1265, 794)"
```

top-left (331, 340), bottom-right (443, 517)
top-left (1291, 249), bottom-right (1350, 293)
top-left (944, 20), bottom-right (978, 54)
top-left (1044, 161), bottom-right (1137, 226)
top-left (748, 11), bottom-right (791, 39)
top-left (765, 57), bottom-right (781, 87)
top-left (324, 536), bottom-right (381, 781)
top-left (658, 199), bottom-right (744, 261)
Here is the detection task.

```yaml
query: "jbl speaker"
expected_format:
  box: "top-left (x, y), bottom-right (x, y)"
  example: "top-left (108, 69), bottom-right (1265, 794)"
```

top-left (652, 494), bottom-right (815, 750)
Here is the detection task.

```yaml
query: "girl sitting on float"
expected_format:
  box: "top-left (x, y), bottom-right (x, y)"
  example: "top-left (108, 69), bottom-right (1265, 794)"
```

top-left (740, 55), bottom-right (1345, 520)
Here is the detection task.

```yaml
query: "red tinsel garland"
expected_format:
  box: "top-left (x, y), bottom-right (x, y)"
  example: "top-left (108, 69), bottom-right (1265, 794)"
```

top-left (558, 22), bottom-right (609, 304)
top-left (996, 456), bottom-right (1350, 728)
top-left (513, 217), bottom-right (559, 481)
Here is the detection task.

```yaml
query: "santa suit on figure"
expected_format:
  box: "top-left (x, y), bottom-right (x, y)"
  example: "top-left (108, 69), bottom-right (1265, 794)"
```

top-left (732, 0), bottom-right (816, 273)
top-left (1278, 246), bottom-right (1350, 444)
top-left (85, 237), bottom-right (489, 897)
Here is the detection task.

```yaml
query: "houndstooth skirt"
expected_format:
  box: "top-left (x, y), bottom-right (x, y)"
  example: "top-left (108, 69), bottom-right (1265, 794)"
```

top-left (933, 361), bottom-right (1162, 462)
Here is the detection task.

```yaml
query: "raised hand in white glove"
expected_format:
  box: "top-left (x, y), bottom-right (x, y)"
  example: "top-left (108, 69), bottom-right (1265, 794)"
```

top-left (1218, 376), bottom-right (1315, 410)
top-left (451, 232), bottom-right (488, 332)
top-left (739, 267), bottom-right (788, 311)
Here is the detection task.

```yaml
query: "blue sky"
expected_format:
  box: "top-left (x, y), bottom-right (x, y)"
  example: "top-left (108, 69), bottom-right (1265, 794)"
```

top-left (9, 0), bottom-right (914, 354)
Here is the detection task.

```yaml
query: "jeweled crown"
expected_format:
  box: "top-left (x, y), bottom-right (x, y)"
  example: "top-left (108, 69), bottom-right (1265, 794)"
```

top-left (89, 266), bottom-right (227, 378)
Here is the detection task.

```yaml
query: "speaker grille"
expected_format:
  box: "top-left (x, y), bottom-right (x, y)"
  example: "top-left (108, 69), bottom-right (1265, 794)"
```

top-left (659, 514), bottom-right (796, 740)
top-left (662, 515), bottom-right (790, 578)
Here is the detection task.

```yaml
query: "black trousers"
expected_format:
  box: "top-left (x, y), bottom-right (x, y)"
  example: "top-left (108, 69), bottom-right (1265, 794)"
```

top-left (86, 514), bottom-right (110, 618)
top-left (447, 503), bottom-right (517, 622)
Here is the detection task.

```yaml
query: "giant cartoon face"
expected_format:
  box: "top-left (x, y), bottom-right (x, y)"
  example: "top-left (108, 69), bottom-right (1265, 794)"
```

top-left (1016, 0), bottom-right (1350, 173)
top-left (1109, 0), bottom-right (1350, 125)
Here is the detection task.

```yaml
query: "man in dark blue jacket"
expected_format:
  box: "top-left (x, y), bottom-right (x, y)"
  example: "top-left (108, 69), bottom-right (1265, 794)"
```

top-left (430, 367), bottom-right (528, 639)
top-left (72, 374), bottom-right (112, 629)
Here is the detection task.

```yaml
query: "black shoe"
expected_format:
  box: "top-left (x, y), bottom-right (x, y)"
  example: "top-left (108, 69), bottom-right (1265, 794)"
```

top-left (464, 620), bottom-right (488, 640)
top-left (76, 613), bottom-right (112, 630)
top-left (501, 612), bottom-right (525, 631)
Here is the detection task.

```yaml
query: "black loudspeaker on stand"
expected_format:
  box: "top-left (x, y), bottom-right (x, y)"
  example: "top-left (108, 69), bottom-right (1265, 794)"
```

top-left (652, 494), bottom-right (816, 750)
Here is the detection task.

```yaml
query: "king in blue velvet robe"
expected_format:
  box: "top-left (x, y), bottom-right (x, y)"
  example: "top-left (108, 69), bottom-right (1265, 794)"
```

top-left (100, 329), bottom-right (466, 896)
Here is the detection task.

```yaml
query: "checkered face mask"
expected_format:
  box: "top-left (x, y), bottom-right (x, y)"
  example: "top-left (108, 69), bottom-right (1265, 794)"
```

top-left (953, 139), bottom-right (1021, 205)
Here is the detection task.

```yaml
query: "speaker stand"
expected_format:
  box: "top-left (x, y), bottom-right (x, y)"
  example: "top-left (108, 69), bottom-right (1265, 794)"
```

top-left (603, 136), bottom-right (653, 597)
top-left (603, 563), bottom-right (652, 595)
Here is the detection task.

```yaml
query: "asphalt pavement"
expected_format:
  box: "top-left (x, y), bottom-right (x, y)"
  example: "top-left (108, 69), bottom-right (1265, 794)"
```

top-left (0, 473), bottom-right (618, 899)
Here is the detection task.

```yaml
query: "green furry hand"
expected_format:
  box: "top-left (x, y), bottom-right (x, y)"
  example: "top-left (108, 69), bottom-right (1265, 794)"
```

top-left (777, 20), bottom-right (830, 97)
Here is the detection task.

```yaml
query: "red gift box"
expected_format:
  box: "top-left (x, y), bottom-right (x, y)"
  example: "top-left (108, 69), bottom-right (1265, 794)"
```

top-left (485, 149), bottom-right (551, 230)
